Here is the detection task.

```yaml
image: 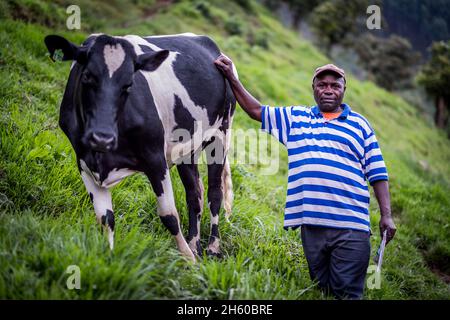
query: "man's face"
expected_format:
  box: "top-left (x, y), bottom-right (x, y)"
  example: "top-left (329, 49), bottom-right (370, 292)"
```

top-left (312, 73), bottom-right (346, 112)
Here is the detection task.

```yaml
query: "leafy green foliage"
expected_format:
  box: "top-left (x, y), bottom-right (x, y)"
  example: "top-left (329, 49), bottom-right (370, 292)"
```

top-left (309, 0), bottom-right (370, 53)
top-left (354, 34), bottom-right (421, 91)
top-left (418, 41), bottom-right (450, 132)
top-left (418, 41), bottom-right (450, 100)
top-left (382, 0), bottom-right (450, 56)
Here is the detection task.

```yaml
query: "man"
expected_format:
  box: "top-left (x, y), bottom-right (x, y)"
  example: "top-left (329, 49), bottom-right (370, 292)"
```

top-left (214, 55), bottom-right (397, 299)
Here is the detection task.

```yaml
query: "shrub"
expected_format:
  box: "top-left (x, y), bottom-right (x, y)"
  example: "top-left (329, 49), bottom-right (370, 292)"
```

top-left (250, 29), bottom-right (269, 49)
top-left (224, 16), bottom-right (243, 35)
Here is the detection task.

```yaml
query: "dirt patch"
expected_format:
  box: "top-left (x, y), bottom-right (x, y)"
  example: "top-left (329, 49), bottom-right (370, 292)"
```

top-left (423, 248), bottom-right (450, 284)
top-left (429, 265), bottom-right (450, 284)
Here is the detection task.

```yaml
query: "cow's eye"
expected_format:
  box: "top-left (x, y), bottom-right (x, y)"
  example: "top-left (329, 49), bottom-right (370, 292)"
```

top-left (81, 72), bottom-right (96, 86)
top-left (122, 84), bottom-right (132, 93)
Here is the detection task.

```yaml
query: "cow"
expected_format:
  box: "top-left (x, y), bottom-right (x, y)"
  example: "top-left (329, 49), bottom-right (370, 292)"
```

top-left (44, 32), bottom-right (236, 262)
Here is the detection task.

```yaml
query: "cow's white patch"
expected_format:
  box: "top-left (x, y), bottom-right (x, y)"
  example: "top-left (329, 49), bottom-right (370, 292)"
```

top-left (222, 158), bottom-right (233, 219)
top-left (108, 230), bottom-right (114, 250)
top-left (79, 159), bottom-right (135, 188)
top-left (156, 169), bottom-right (177, 216)
top-left (208, 237), bottom-right (220, 254)
top-left (80, 159), bottom-right (116, 250)
top-left (101, 168), bottom-right (136, 188)
top-left (154, 169), bottom-right (196, 262)
top-left (80, 161), bottom-right (112, 218)
top-left (103, 43), bottom-right (126, 78)
top-left (208, 212), bottom-right (221, 254)
top-left (121, 35), bottom-right (223, 165)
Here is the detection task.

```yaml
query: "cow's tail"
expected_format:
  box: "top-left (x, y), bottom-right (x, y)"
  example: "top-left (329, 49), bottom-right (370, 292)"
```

top-left (222, 75), bottom-right (236, 220)
top-left (222, 157), bottom-right (233, 219)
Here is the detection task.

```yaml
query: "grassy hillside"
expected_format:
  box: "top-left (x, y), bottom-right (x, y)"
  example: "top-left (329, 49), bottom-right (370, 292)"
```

top-left (0, 0), bottom-right (449, 299)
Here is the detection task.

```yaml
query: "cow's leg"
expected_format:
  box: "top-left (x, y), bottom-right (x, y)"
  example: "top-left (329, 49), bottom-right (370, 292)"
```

top-left (206, 161), bottom-right (225, 258)
top-left (177, 163), bottom-right (204, 257)
top-left (80, 171), bottom-right (115, 250)
top-left (145, 163), bottom-right (195, 262)
top-left (222, 77), bottom-right (236, 220)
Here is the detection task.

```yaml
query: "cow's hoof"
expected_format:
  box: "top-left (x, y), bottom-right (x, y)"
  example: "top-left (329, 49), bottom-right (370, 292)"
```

top-left (206, 249), bottom-right (223, 259)
top-left (183, 253), bottom-right (196, 263)
top-left (189, 240), bottom-right (203, 258)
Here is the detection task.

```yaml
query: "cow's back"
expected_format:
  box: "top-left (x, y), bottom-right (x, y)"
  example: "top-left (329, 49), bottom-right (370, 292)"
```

top-left (122, 34), bottom-right (231, 164)
top-left (144, 33), bottom-right (226, 122)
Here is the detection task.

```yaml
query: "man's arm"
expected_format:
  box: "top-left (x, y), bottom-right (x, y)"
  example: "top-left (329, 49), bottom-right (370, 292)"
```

top-left (372, 180), bottom-right (397, 245)
top-left (214, 54), bottom-right (262, 122)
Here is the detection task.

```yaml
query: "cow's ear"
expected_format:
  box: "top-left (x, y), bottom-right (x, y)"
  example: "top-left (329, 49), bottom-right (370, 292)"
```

top-left (135, 50), bottom-right (169, 72)
top-left (44, 35), bottom-right (87, 64)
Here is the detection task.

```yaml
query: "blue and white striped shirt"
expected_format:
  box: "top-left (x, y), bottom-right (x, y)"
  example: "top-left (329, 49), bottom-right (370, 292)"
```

top-left (261, 103), bottom-right (388, 233)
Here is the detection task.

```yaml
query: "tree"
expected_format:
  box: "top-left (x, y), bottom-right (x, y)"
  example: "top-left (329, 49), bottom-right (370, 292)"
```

top-left (418, 41), bottom-right (450, 131)
top-left (309, 0), bottom-right (370, 55)
top-left (382, 0), bottom-right (450, 57)
top-left (354, 34), bottom-right (421, 91)
top-left (285, 0), bottom-right (321, 28)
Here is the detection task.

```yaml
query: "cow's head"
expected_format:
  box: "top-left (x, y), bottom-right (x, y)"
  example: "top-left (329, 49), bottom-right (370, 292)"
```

top-left (44, 34), bottom-right (169, 152)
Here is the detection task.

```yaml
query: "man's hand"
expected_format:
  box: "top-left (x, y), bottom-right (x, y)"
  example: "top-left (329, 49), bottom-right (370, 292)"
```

top-left (379, 214), bottom-right (396, 245)
top-left (214, 53), bottom-right (237, 82)
top-left (213, 52), bottom-right (262, 122)
top-left (372, 180), bottom-right (396, 245)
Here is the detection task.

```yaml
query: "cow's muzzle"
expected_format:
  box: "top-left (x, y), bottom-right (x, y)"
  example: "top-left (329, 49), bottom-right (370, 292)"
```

top-left (89, 131), bottom-right (117, 153)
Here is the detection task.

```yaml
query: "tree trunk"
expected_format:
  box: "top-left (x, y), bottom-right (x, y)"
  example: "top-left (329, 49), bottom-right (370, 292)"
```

top-left (435, 96), bottom-right (448, 129)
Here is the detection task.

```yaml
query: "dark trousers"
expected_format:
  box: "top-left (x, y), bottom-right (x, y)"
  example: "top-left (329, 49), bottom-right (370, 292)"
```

top-left (300, 225), bottom-right (371, 299)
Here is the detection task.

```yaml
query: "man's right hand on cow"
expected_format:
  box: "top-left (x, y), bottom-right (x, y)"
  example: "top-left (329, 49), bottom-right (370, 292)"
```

top-left (214, 53), bottom-right (237, 82)
top-left (214, 53), bottom-right (262, 122)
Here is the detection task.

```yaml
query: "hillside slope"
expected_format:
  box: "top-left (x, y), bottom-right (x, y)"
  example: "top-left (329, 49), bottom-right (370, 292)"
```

top-left (0, 0), bottom-right (449, 299)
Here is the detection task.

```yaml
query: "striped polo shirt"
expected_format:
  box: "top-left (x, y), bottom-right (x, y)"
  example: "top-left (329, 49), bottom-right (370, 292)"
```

top-left (261, 103), bottom-right (388, 233)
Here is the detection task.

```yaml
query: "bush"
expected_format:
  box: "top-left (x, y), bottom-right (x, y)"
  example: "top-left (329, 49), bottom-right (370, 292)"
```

top-left (232, 0), bottom-right (253, 13)
top-left (194, 0), bottom-right (212, 20)
top-left (355, 33), bottom-right (421, 91)
top-left (224, 16), bottom-right (244, 35)
top-left (248, 29), bottom-right (270, 49)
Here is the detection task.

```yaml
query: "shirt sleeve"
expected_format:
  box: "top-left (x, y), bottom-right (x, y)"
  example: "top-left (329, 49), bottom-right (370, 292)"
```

top-left (363, 130), bottom-right (389, 185)
top-left (261, 105), bottom-right (293, 146)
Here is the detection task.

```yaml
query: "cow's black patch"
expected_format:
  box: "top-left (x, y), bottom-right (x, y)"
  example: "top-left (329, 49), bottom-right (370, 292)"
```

top-left (207, 224), bottom-right (221, 258)
top-left (145, 36), bottom-right (226, 125)
top-left (207, 163), bottom-right (224, 217)
top-left (160, 214), bottom-right (179, 236)
top-left (89, 192), bottom-right (93, 202)
top-left (173, 94), bottom-right (195, 136)
top-left (177, 163), bottom-right (203, 246)
top-left (210, 223), bottom-right (219, 239)
top-left (139, 44), bottom-right (154, 54)
top-left (101, 209), bottom-right (115, 231)
top-left (195, 240), bottom-right (202, 257)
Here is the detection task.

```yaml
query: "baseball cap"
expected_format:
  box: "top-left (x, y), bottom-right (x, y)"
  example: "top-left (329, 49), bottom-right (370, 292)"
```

top-left (313, 64), bottom-right (346, 83)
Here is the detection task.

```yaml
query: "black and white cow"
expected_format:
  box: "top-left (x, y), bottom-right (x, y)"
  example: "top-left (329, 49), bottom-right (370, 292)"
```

top-left (44, 33), bottom-right (236, 261)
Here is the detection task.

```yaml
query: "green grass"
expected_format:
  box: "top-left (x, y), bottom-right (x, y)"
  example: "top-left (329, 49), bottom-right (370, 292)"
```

top-left (0, 0), bottom-right (449, 299)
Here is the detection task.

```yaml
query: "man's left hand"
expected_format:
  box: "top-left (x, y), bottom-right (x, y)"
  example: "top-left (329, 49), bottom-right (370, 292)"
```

top-left (379, 214), bottom-right (396, 245)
